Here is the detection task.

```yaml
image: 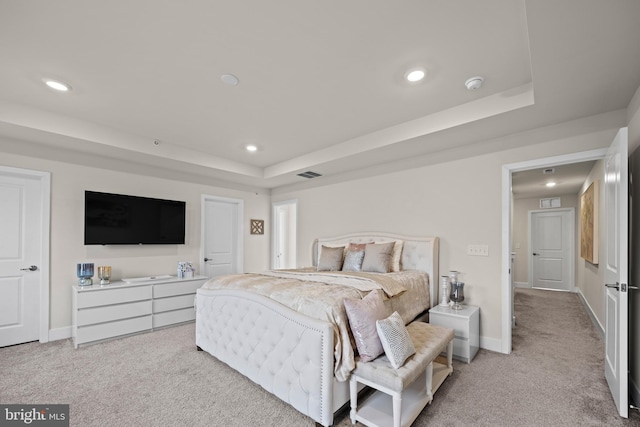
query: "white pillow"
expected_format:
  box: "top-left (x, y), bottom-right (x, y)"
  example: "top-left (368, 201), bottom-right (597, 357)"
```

top-left (390, 240), bottom-right (404, 272)
top-left (376, 311), bottom-right (416, 369)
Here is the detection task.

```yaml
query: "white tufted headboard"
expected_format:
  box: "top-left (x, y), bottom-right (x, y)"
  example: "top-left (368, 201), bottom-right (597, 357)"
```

top-left (311, 232), bottom-right (439, 308)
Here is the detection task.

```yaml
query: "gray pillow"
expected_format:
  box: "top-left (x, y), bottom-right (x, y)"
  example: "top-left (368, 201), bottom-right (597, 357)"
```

top-left (361, 242), bottom-right (395, 273)
top-left (342, 250), bottom-right (365, 272)
top-left (317, 245), bottom-right (345, 271)
top-left (344, 290), bottom-right (388, 362)
top-left (376, 311), bottom-right (416, 369)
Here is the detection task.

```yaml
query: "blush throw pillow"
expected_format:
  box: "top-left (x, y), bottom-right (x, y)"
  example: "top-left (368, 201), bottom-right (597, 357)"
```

top-left (317, 245), bottom-right (345, 271)
top-left (376, 311), bottom-right (416, 369)
top-left (344, 290), bottom-right (388, 362)
top-left (362, 242), bottom-right (395, 273)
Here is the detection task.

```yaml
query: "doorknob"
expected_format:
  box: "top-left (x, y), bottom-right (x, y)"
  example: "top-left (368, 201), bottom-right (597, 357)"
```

top-left (532, 253), bottom-right (539, 256)
top-left (605, 282), bottom-right (620, 291)
top-left (204, 258), bottom-right (210, 262)
top-left (20, 265), bottom-right (38, 272)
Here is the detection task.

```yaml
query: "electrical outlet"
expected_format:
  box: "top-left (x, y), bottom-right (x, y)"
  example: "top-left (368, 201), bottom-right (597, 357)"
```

top-left (467, 244), bottom-right (489, 256)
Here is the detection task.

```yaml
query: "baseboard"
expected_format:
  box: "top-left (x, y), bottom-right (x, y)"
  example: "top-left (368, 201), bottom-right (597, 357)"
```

top-left (514, 282), bottom-right (530, 288)
top-left (48, 326), bottom-right (72, 342)
top-left (575, 288), bottom-right (604, 339)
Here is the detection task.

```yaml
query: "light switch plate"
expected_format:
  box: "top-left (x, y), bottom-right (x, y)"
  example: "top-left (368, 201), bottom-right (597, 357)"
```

top-left (467, 244), bottom-right (489, 256)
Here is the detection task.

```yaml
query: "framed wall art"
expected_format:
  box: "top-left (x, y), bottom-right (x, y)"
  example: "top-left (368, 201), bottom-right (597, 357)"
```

top-left (580, 180), bottom-right (598, 264)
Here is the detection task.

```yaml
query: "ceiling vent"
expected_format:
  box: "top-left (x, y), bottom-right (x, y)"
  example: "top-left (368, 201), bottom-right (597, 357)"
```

top-left (542, 168), bottom-right (555, 174)
top-left (297, 171), bottom-right (322, 179)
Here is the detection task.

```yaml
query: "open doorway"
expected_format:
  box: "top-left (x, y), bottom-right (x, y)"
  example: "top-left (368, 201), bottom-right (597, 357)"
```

top-left (272, 199), bottom-right (297, 269)
top-left (501, 148), bottom-right (608, 354)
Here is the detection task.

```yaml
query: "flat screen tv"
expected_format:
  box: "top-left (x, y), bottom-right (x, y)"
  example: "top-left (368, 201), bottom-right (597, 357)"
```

top-left (84, 191), bottom-right (186, 245)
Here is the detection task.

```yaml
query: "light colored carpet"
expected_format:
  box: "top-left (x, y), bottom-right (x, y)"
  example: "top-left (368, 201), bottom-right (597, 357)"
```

top-left (1, 288), bottom-right (639, 426)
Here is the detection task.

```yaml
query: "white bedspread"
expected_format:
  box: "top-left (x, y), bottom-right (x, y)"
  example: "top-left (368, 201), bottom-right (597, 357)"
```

top-left (200, 268), bottom-right (430, 381)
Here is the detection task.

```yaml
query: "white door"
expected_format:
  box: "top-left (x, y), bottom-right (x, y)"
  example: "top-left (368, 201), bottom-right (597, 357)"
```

top-left (272, 200), bottom-right (297, 269)
top-left (530, 209), bottom-right (574, 291)
top-left (603, 128), bottom-right (628, 418)
top-left (201, 196), bottom-right (243, 279)
top-left (0, 168), bottom-right (48, 347)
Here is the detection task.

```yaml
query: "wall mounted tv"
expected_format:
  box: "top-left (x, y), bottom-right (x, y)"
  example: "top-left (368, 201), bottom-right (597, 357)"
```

top-left (84, 191), bottom-right (186, 245)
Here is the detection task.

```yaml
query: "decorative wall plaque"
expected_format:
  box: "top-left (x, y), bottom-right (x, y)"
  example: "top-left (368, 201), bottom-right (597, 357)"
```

top-left (250, 219), bottom-right (264, 235)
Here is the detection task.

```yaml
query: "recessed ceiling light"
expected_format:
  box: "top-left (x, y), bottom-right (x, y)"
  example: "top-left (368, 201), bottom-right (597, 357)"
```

top-left (43, 79), bottom-right (71, 92)
top-left (405, 68), bottom-right (426, 83)
top-left (246, 144), bottom-right (257, 152)
top-left (221, 74), bottom-right (239, 85)
top-left (546, 182), bottom-right (557, 187)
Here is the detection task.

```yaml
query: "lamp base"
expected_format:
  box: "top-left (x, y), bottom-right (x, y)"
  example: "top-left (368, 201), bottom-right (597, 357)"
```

top-left (78, 277), bottom-right (93, 286)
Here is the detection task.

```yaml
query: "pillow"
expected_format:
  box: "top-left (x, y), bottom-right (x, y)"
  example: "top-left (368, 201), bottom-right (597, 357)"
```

top-left (376, 311), bottom-right (416, 369)
top-left (317, 245), bottom-right (345, 271)
top-left (361, 242), bottom-right (395, 273)
top-left (342, 249), bottom-right (365, 272)
top-left (348, 242), bottom-right (367, 252)
top-left (390, 240), bottom-right (404, 272)
top-left (344, 290), bottom-right (388, 362)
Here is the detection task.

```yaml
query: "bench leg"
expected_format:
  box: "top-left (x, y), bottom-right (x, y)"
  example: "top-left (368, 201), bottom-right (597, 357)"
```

top-left (393, 392), bottom-right (402, 427)
top-left (447, 340), bottom-right (453, 374)
top-left (425, 361), bottom-right (434, 403)
top-left (349, 377), bottom-right (358, 425)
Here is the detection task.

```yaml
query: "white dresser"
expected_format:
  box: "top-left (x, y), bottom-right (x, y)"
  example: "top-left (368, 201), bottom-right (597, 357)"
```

top-left (72, 275), bottom-right (208, 348)
top-left (429, 304), bottom-right (480, 363)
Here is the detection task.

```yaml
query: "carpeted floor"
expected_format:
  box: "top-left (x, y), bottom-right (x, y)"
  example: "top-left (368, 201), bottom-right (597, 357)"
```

top-left (1, 288), bottom-right (639, 426)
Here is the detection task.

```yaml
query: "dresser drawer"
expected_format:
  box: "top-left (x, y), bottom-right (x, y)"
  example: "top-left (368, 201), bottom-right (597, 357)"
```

top-left (453, 337), bottom-right (471, 359)
top-left (153, 294), bottom-right (195, 313)
top-left (76, 286), bottom-right (152, 309)
top-left (76, 316), bottom-right (152, 345)
top-left (153, 278), bottom-right (207, 298)
top-left (430, 313), bottom-right (470, 339)
top-left (153, 307), bottom-right (195, 329)
top-left (77, 300), bottom-right (152, 326)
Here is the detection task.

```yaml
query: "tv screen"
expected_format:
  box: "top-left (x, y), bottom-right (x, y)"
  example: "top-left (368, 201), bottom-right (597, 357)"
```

top-left (84, 191), bottom-right (186, 245)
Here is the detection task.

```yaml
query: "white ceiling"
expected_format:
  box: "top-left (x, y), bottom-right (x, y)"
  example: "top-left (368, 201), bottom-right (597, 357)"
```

top-left (512, 161), bottom-right (597, 199)
top-left (1, 0), bottom-right (639, 193)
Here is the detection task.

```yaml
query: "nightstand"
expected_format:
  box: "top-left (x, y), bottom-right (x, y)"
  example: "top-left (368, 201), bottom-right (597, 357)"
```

top-left (429, 305), bottom-right (479, 363)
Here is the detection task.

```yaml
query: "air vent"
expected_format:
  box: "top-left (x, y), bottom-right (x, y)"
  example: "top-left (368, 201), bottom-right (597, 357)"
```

top-left (540, 197), bottom-right (561, 209)
top-left (542, 168), bottom-right (555, 174)
top-left (297, 171), bottom-right (322, 179)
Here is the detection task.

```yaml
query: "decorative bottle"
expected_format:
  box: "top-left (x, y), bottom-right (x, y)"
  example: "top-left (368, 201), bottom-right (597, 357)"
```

top-left (439, 276), bottom-right (450, 306)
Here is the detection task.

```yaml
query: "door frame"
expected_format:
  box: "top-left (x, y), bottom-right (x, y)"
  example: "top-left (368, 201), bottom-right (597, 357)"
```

top-left (501, 148), bottom-right (608, 354)
top-left (0, 165), bottom-right (50, 343)
top-left (528, 208), bottom-right (575, 292)
top-left (200, 194), bottom-right (244, 276)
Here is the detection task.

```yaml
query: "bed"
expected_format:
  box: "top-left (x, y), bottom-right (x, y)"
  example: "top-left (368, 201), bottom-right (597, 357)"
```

top-left (195, 232), bottom-right (439, 426)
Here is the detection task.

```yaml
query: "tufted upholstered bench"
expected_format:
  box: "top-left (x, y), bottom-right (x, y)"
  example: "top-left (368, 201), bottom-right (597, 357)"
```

top-left (349, 321), bottom-right (454, 427)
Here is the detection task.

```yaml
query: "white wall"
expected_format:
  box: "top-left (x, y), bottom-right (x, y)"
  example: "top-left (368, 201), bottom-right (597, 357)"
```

top-left (272, 127), bottom-right (618, 352)
top-left (0, 146), bottom-right (271, 333)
